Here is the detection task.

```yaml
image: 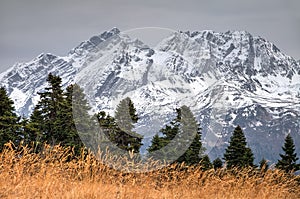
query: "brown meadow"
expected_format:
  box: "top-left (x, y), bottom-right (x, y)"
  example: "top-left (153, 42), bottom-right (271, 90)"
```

top-left (0, 143), bottom-right (299, 199)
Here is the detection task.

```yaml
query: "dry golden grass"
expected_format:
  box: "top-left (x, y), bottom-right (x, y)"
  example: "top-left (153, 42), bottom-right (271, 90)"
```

top-left (0, 143), bottom-right (299, 199)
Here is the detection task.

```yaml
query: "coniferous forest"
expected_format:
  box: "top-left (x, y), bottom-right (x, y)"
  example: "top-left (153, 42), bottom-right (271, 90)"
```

top-left (0, 73), bottom-right (300, 198)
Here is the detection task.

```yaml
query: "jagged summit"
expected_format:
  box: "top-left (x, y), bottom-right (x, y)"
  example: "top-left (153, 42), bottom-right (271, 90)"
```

top-left (0, 28), bottom-right (299, 163)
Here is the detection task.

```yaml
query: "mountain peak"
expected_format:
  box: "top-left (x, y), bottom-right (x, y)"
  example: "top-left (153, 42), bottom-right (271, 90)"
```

top-left (69, 27), bottom-right (122, 57)
top-left (0, 28), bottom-right (299, 163)
top-left (97, 27), bottom-right (121, 41)
top-left (109, 27), bottom-right (121, 34)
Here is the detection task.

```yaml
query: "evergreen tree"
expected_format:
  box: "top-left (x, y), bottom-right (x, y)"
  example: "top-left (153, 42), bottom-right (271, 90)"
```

top-left (150, 107), bottom-right (176, 162)
top-left (244, 147), bottom-right (255, 167)
top-left (99, 97), bottom-right (143, 153)
top-left (223, 125), bottom-right (254, 169)
top-left (161, 108), bottom-right (181, 141)
top-left (177, 105), bottom-right (204, 165)
top-left (63, 84), bottom-right (89, 153)
top-left (147, 108), bottom-right (181, 161)
top-left (0, 87), bottom-right (21, 150)
top-left (115, 97), bottom-right (138, 134)
top-left (200, 155), bottom-right (212, 170)
top-left (147, 134), bottom-right (166, 152)
top-left (28, 77), bottom-right (94, 154)
top-left (28, 74), bottom-right (86, 149)
top-left (127, 98), bottom-right (138, 123)
top-left (276, 134), bottom-right (300, 173)
top-left (96, 111), bottom-right (119, 152)
top-left (24, 105), bottom-right (45, 151)
top-left (213, 157), bottom-right (223, 170)
top-left (148, 105), bottom-right (205, 165)
top-left (21, 117), bottom-right (39, 145)
top-left (29, 73), bottom-right (66, 145)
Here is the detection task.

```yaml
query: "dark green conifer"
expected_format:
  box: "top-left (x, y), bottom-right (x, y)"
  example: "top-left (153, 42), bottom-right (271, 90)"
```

top-left (213, 157), bottom-right (223, 170)
top-left (223, 125), bottom-right (254, 169)
top-left (147, 134), bottom-right (165, 152)
top-left (63, 84), bottom-right (89, 154)
top-left (0, 87), bottom-right (21, 150)
top-left (30, 73), bottom-right (66, 145)
top-left (148, 105), bottom-right (205, 165)
top-left (177, 105), bottom-right (204, 165)
top-left (276, 134), bottom-right (300, 173)
top-left (98, 97), bottom-right (143, 153)
top-left (200, 155), bottom-right (212, 171)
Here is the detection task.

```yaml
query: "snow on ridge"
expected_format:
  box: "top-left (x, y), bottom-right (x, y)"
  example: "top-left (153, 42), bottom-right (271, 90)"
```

top-left (0, 28), bottom-right (299, 121)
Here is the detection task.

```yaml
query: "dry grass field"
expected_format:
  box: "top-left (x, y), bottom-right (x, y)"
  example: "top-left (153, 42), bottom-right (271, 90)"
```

top-left (0, 143), bottom-right (299, 199)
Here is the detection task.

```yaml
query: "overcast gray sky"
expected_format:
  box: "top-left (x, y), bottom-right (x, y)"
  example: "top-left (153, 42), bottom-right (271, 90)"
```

top-left (0, 0), bottom-right (299, 73)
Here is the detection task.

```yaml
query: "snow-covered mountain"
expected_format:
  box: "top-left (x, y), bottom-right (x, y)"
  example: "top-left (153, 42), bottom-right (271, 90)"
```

top-left (1, 28), bottom-right (299, 164)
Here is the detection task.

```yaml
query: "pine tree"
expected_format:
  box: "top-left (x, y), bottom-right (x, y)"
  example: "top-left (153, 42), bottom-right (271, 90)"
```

top-left (244, 147), bottom-right (255, 167)
top-left (63, 84), bottom-right (89, 153)
top-left (97, 111), bottom-right (119, 152)
top-left (213, 157), bottom-right (223, 170)
top-left (276, 134), bottom-right (300, 173)
top-left (31, 73), bottom-right (66, 145)
top-left (148, 105), bottom-right (205, 165)
top-left (147, 108), bottom-right (181, 161)
top-left (147, 134), bottom-right (165, 152)
top-left (223, 125), bottom-right (254, 169)
top-left (128, 98), bottom-right (138, 123)
top-left (177, 105), bottom-right (204, 165)
top-left (29, 74), bottom-right (70, 146)
top-left (148, 107), bottom-right (178, 163)
top-left (24, 106), bottom-right (45, 151)
top-left (22, 117), bottom-right (39, 145)
top-left (200, 155), bottom-right (212, 170)
top-left (105, 97), bottom-right (143, 153)
top-left (115, 97), bottom-right (138, 134)
top-left (0, 87), bottom-right (21, 150)
top-left (28, 77), bottom-right (94, 154)
top-left (161, 108), bottom-right (181, 141)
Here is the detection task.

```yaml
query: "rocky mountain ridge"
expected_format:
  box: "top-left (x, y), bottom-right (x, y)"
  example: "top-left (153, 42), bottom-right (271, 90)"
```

top-left (1, 28), bottom-right (299, 163)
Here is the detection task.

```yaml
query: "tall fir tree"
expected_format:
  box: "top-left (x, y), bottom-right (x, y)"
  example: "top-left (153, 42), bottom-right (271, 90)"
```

top-left (0, 87), bottom-right (21, 150)
top-left (177, 105), bottom-right (204, 164)
top-left (115, 97), bottom-right (138, 134)
top-left (29, 73), bottom-right (66, 145)
top-left (147, 108), bottom-right (181, 160)
top-left (223, 125), bottom-right (254, 169)
top-left (22, 117), bottom-right (39, 146)
top-left (24, 105), bottom-right (45, 151)
top-left (148, 105), bottom-right (205, 165)
top-left (276, 134), bottom-right (300, 173)
top-left (63, 84), bottom-right (91, 153)
top-left (98, 97), bottom-right (143, 153)
top-left (28, 74), bottom-right (90, 152)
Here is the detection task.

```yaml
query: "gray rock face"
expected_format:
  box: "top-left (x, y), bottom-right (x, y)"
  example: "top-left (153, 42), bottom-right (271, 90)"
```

top-left (1, 28), bottom-right (299, 164)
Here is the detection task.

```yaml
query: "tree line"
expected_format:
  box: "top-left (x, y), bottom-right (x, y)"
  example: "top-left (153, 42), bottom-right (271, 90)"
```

top-left (0, 73), bottom-right (299, 173)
